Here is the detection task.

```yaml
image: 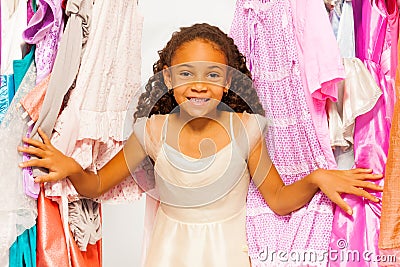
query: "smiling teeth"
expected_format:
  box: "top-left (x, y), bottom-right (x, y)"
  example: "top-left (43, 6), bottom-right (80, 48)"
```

top-left (189, 98), bottom-right (209, 103)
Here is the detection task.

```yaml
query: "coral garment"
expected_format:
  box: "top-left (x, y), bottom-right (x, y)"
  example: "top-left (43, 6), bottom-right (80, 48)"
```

top-left (36, 187), bottom-right (101, 267)
top-left (379, 12), bottom-right (400, 263)
top-left (230, 0), bottom-right (337, 265)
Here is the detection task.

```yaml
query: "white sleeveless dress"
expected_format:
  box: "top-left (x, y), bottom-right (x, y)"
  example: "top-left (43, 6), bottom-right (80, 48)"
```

top-left (132, 112), bottom-right (269, 267)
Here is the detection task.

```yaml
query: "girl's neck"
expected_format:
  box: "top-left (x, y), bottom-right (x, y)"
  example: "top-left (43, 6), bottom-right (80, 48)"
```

top-left (177, 110), bottom-right (224, 133)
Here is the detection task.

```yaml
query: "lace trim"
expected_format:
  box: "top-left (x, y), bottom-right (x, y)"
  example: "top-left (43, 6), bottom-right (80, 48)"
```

top-left (265, 110), bottom-right (312, 127)
top-left (247, 203), bottom-right (333, 217)
top-left (54, 108), bottom-right (134, 142)
top-left (243, 0), bottom-right (279, 13)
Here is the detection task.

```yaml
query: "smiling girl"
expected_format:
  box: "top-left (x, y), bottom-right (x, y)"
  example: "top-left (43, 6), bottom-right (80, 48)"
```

top-left (18, 23), bottom-right (383, 267)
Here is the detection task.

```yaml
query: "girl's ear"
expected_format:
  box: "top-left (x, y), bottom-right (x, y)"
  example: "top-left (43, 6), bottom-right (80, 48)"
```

top-left (225, 72), bottom-right (232, 90)
top-left (162, 65), bottom-right (172, 89)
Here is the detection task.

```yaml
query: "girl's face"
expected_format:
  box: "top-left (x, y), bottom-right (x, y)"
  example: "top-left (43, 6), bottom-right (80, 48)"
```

top-left (163, 39), bottom-right (231, 117)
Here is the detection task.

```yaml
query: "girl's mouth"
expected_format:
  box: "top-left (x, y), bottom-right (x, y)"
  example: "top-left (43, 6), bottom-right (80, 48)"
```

top-left (187, 97), bottom-right (211, 105)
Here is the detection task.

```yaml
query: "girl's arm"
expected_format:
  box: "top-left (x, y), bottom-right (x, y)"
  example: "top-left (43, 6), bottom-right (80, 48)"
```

top-left (18, 128), bottom-right (147, 198)
top-left (248, 136), bottom-right (383, 216)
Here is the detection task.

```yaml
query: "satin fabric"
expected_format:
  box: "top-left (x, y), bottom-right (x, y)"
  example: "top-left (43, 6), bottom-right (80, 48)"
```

top-left (36, 187), bottom-right (101, 267)
top-left (330, 1), bottom-right (394, 266)
top-left (9, 226), bottom-right (36, 267)
top-left (327, 58), bottom-right (382, 149)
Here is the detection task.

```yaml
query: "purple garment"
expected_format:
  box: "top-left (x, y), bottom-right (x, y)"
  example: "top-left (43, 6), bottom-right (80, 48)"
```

top-left (230, 0), bottom-right (334, 265)
top-left (27, 0), bottom-right (35, 23)
top-left (23, 0), bottom-right (64, 84)
top-left (329, 0), bottom-right (392, 266)
top-left (22, 125), bottom-right (40, 199)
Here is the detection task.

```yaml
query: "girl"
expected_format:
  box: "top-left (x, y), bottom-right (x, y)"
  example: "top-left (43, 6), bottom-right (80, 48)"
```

top-left (18, 23), bottom-right (383, 267)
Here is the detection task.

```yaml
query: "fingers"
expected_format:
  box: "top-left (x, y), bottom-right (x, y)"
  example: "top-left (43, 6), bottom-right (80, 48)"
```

top-left (37, 127), bottom-right (51, 144)
top-left (19, 158), bottom-right (48, 169)
top-left (34, 173), bottom-right (59, 183)
top-left (353, 180), bottom-right (384, 192)
top-left (347, 169), bottom-right (383, 180)
top-left (358, 173), bottom-right (384, 180)
top-left (17, 145), bottom-right (45, 158)
top-left (22, 137), bottom-right (45, 149)
top-left (329, 193), bottom-right (353, 216)
top-left (350, 168), bottom-right (373, 174)
top-left (347, 186), bottom-right (380, 203)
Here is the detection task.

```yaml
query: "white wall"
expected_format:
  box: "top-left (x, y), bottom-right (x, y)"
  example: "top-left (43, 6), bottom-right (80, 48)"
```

top-left (102, 1), bottom-right (236, 266)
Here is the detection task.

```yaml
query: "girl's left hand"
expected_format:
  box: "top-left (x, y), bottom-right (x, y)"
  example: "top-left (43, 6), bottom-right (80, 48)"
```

top-left (311, 168), bottom-right (383, 216)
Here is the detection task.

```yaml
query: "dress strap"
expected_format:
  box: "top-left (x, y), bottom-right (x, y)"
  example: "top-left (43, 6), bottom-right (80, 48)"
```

top-left (229, 112), bottom-right (235, 139)
top-left (161, 114), bottom-right (169, 142)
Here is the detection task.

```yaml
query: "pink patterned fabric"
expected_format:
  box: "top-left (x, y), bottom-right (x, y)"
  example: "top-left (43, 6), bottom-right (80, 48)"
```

top-left (23, 0), bottom-right (64, 84)
top-left (329, 0), bottom-right (394, 266)
top-left (230, 0), bottom-right (334, 265)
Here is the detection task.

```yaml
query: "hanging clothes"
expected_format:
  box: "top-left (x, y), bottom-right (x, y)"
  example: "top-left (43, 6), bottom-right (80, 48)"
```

top-left (30, 0), bottom-right (144, 265)
top-left (379, 19), bottom-right (400, 264)
top-left (8, 226), bottom-right (36, 267)
top-left (0, 0), bottom-right (27, 75)
top-left (36, 187), bottom-right (102, 267)
top-left (327, 59), bottom-right (382, 170)
top-left (44, 0), bottom-right (144, 203)
top-left (230, 0), bottom-right (335, 265)
top-left (290, 0), bottom-right (345, 170)
top-left (330, 0), bottom-right (396, 266)
top-left (22, 0), bottom-right (64, 84)
top-left (0, 62), bottom-right (37, 267)
top-left (0, 74), bottom-right (14, 123)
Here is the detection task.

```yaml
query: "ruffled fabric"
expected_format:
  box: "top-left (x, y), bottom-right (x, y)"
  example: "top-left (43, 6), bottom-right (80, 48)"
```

top-left (68, 199), bottom-right (101, 251)
top-left (44, 135), bottom-right (142, 203)
top-left (327, 58), bottom-right (383, 148)
top-left (44, 0), bottom-right (144, 203)
top-left (20, 73), bottom-right (50, 123)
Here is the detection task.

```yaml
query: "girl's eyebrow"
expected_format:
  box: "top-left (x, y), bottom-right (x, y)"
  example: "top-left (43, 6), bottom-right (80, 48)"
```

top-left (175, 63), bottom-right (226, 70)
top-left (176, 64), bottom-right (195, 69)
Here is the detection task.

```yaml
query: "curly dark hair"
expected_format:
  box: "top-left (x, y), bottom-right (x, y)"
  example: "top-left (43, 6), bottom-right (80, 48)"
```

top-left (134, 23), bottom-right (265, 120)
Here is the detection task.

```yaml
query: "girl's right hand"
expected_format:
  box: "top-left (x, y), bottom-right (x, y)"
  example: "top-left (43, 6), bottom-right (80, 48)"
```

top-left (17, 128), bottom-right (83, 183)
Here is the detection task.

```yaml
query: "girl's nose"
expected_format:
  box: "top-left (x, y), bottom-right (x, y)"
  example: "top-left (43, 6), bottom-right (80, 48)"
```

top-left (191, 82), bottom-right (207, 92)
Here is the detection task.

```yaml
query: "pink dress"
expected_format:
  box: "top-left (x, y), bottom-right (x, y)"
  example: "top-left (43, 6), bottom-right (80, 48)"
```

top-left (329, 0), bottom-right (395, 266)
top-left (230, 0), bottom-right (334, 265)
top-left (290, 0), bottom-right (346, 170)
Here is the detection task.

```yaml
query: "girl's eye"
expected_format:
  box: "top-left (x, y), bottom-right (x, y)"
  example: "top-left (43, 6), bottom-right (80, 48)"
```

top-left (207, 72), bottom-right (221, 79)
top-left (179, 71), bottom-right (192, 78)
